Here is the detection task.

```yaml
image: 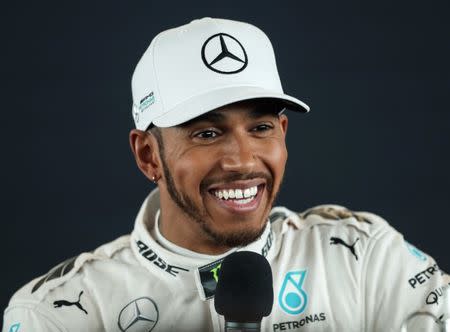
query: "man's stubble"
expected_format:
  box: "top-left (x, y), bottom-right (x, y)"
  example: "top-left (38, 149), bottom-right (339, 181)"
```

top-left (154, 130), bottom-right (281, 248)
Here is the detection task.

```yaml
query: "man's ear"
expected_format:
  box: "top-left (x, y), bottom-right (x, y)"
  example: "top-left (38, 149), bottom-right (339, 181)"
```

top-left (279, 114), bottom-right (288, 137)
top-left (129, 129), bottom-right (160, 181)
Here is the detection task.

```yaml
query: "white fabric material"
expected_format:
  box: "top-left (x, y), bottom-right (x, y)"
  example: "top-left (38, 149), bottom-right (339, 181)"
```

top-left (131, 18), bottom-right (309, 130)
top-left (3, 188), bottom-right (449, 332)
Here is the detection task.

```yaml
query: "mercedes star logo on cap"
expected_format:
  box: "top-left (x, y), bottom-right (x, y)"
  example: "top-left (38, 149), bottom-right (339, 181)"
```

top-left (201, 33), bottom-right (248, 74)
top-left (118, 297), bottom-right (158, 331)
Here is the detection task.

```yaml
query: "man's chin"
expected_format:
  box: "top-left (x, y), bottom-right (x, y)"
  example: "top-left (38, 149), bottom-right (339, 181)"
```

top-left (201, 223), bottom-right (267, 248)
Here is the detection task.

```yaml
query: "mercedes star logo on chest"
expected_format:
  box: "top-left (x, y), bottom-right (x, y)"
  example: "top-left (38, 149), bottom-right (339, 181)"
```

top-left (118, 297), bottom-right (159, 332)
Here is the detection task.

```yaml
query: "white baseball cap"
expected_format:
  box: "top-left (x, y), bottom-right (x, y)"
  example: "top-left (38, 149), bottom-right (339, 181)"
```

top-left (131, 17), bottom-right (310, 130)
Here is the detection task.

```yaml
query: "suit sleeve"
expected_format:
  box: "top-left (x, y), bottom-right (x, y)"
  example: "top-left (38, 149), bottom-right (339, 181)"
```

top-left (3, 306), bottom-right (64, 332)
top-left (363, 228), bottom-right (449, 331)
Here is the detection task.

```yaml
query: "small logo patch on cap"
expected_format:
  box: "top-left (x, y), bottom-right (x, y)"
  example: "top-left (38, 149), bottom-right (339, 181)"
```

top-left (140, 92), bottom-right (155, 111)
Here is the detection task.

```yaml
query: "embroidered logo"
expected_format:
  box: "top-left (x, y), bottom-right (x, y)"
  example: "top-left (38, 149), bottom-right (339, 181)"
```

top-left (278, 270), bottom-right (308, 315)
top-left (53, 290), bottom-right (88, 315)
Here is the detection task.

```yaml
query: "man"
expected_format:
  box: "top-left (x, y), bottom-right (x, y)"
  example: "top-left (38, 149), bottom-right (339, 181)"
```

top-left (3, 17), bottom-right (449, 332)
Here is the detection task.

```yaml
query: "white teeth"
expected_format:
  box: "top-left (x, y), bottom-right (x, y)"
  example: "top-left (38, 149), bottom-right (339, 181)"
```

top-left (235, 197), bottom-right (254, 204)
top-left (213, 186), bottom-right (259, 201)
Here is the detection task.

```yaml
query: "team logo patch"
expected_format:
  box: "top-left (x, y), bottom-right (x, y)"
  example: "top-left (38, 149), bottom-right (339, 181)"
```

top-left (198, 258), bottom-right (225, 299)
top-left (53, 290), bottom-right (88, 315)
top-left (139, 92), bottom-right (155, 111)
top-left (9, 323), bottom-right (20, 332)
top-left (278, 270), bottom-right (308, 315)
top-left (201, 33), bottom-right (248, 74)
top-left (330, 237), bottom-right (359, 261)
top-left (405, 241), bottom-right (427, 262)
top-left (118, 297), bottom-right (158, 332)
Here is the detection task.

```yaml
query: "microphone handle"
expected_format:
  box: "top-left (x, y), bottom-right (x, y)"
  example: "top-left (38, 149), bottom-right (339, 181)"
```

top-left (225, 321), bottom-right (261, 332)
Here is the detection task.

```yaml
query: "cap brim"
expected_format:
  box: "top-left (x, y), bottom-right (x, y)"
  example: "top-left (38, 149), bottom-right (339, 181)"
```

top-left (152, 85), bottom-right (309, 128)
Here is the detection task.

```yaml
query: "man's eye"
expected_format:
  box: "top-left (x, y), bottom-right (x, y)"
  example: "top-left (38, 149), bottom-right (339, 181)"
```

top-left (195, 130), bottom-right (218, 139)
top-left (253, 124), bottom-right (273, 132)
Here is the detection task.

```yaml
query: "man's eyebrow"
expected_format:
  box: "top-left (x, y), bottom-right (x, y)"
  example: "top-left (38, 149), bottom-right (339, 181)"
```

top-left (178, 111), bottom-right (225, 127)
top-left (247, 106), bottom-right (281, 119)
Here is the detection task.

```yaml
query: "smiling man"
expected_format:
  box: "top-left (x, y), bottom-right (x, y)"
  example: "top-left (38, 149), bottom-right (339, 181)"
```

top-left (134, 99), bottom-right (288, 255)
top-left (3, 18), bottom-right (449, 332)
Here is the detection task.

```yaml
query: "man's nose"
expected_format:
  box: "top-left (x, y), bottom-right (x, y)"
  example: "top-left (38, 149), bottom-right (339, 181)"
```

top-left (220, 133), bottom-right (257, 173)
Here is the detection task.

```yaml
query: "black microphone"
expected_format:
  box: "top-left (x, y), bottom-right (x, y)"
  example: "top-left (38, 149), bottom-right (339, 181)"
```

top-left (214, 251), bottom-right (273, 332)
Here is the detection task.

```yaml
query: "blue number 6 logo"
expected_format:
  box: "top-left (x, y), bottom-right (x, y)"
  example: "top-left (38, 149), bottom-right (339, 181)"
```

top-left (278, 270), bottom-right (308, 315)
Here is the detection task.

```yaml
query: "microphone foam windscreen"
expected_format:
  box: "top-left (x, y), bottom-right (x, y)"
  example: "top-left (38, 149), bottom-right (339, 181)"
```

top-left (214, 251), bottom-right (273, 322)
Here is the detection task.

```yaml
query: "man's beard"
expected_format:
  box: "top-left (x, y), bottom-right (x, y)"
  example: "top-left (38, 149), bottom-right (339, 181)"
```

top-left (160, 156), bottom-right (279, 248)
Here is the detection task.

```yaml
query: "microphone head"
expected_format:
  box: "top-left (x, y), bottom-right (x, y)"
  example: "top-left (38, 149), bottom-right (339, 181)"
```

top-left (214, 251), bottom-right (273, 322)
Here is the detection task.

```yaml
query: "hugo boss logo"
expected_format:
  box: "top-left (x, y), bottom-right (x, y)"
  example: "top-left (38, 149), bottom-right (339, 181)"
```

top-left (201, 33), bottom-right (248, 74)
top-left (261, 230), bottom-right (274, 257)
top-left (135, 240), bottom-right (189, 276)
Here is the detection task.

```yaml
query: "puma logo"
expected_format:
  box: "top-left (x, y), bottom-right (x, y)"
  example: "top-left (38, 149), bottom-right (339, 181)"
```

top-left (330, 237), bottom-right (359, 261)
top-left (53, 290), bottom-right (88, 315)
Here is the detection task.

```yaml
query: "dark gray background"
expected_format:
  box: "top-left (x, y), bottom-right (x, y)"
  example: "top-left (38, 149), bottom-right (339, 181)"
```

top-left (1, 0), bottom-right (449, 321)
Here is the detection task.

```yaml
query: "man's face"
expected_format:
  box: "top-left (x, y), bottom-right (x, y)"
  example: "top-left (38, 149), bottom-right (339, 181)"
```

top-left (156, 100), bottom-right (288, 248)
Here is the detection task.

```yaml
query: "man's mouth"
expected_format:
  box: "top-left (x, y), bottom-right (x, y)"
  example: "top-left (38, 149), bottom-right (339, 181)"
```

top-left (212, 185), bottom-right (258, 203)
top-left (207, 183), bottom-right (265, 213)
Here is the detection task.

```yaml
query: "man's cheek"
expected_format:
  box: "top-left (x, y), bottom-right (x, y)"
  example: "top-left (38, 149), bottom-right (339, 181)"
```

top-left (266, 140), bottom-right (287, 164)
top-left (266, 145), bottom-right (287, 182)
top-left (178, 163), bottom-right (212, 201)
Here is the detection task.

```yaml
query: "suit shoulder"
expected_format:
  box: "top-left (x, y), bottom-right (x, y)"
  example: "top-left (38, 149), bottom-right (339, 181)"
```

top-left (8, 234), bottom-right (132, 306)
top-left (272, 204), bottom-right (395, 240)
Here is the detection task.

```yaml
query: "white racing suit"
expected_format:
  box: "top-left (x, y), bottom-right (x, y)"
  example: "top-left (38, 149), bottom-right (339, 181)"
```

top-left (3, 188), bottom-right (449, 331)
